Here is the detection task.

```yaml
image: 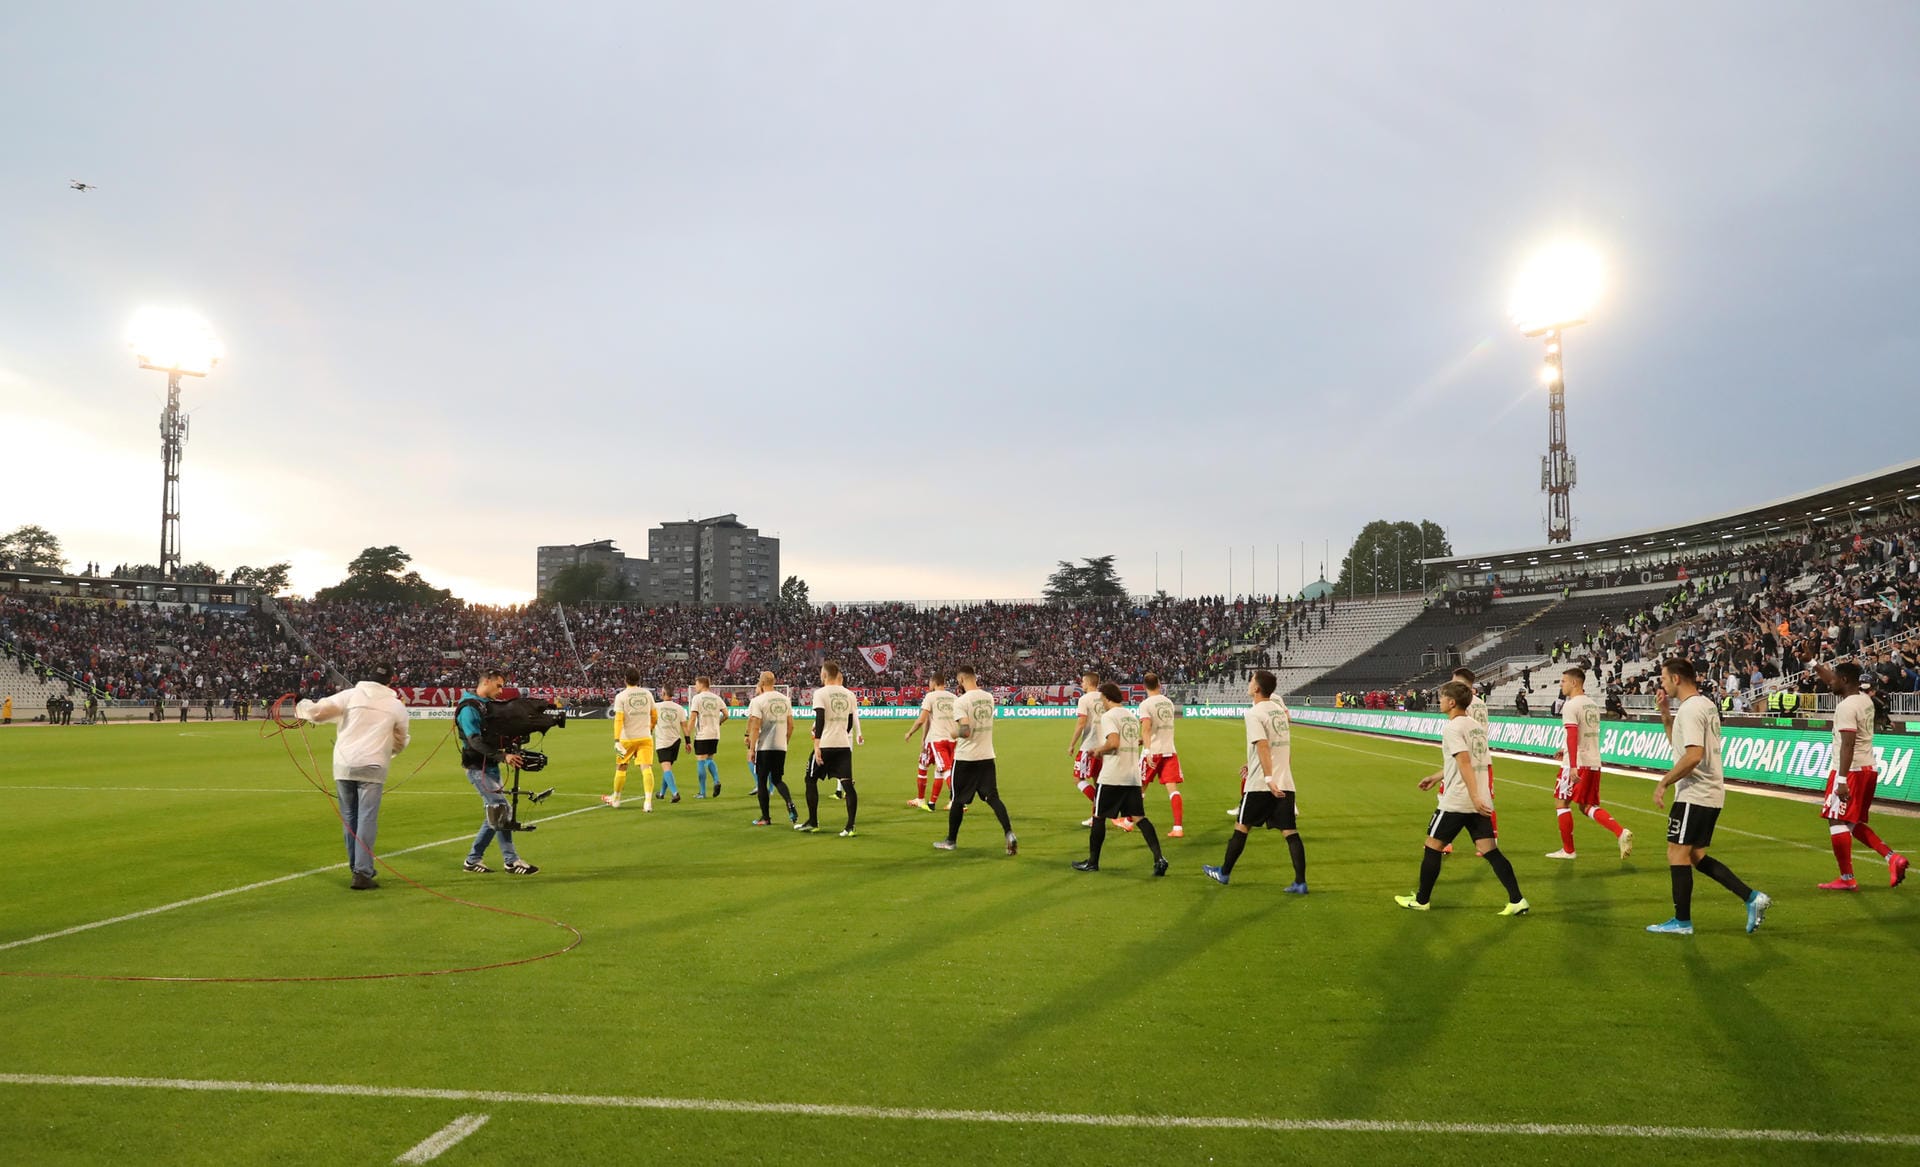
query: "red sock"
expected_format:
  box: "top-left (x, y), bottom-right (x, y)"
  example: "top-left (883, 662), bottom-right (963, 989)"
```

top-left (1556, 809), bottom-right (1576, 853)
top-left (1169, 789), bottom-right (1183, 827)
top-left (1587, 806), bottom-right (1625, 838)
top-left (1832, 830), bottom-right (1856, 877)
top-left (1078, 780), bottom-right (1096, 803)
top-left (916, 775), bottom-right (927, 799)
top-left (928, 777), bottom-right (946, 805)
top-left (1854, 823), bottom-right (1892, 858)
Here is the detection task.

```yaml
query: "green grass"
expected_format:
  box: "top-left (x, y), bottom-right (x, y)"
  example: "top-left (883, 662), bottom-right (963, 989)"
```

top-left (2, 716), bottom-right (1916, 1165)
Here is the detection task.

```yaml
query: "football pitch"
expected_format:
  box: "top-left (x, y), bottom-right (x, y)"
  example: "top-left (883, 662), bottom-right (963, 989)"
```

top-left (3, 717), bottom-right (1916, 1165)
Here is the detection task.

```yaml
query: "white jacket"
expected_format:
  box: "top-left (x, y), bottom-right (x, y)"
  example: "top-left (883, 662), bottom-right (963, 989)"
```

top-left (296, 682), bottom-right (411, 783)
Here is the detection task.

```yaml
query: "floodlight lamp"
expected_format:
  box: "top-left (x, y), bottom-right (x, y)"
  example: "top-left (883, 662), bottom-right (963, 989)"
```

top-left (129, 307), bottom-right (224, 377)
top-left (1509, 243), bottom-right (1603, 337)
top-left (1539, 365), bottom-right (1560, 385)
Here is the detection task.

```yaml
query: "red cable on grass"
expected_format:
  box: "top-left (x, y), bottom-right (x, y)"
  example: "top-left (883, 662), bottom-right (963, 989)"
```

top-left (0, 695), bottom-right (583, 984)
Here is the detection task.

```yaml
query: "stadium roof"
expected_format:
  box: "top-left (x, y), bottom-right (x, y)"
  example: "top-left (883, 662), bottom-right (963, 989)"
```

top-left (1424, 457), bottom-right (1920, 570)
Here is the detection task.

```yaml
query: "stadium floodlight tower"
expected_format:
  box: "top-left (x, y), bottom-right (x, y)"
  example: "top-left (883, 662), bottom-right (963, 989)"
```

top-left (128, 307), bottom-right (224, 580)
top-left (1509, 243), bottom-right (1603, 544)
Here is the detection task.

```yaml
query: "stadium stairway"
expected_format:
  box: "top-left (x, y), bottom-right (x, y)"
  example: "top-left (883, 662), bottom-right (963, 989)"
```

top-left (0, 652), bottom-right (73, 720)
top-left (1260, 594), bottom-right (1427, 696)
top-left (259, 595), bottom-right (347, 690)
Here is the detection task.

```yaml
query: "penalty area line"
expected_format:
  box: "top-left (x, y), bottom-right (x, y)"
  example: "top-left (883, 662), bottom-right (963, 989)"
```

top-left (0, 1073), bottom-right (1913, 1148)
top-left (395, 1113), bottom-right (489, 1164)
top-left (0, 802), bottom-right (604, 955)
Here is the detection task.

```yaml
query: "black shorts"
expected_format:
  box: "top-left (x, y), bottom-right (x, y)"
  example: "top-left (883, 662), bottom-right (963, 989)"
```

top-left (1239, 790), bottom-right (1297, 831)
top-left (1427, 809), bottom-right (1496, 845)
top-left (1095, 784), bottom-right (1146, 820)
top-left (1667, 801), bottom-right (1720, 848)
top-left (813, 746), bottom-right (853, 782)
top-left (952, 758), bottom-right (1000, 805)
top-left (693, 738), bottom-right (719, 758)
top-left (754, 750), bottom-right (787, 785)
top-left (657, 740), bottom-right (681, 765)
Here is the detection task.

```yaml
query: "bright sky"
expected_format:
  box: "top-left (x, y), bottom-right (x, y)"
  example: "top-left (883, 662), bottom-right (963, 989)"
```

top-left (3, 2), bottom-right (1916, 605)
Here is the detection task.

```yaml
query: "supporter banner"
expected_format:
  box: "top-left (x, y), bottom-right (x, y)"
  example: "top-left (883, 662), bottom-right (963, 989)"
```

top-left (1287, 707), bottom-right (1918, 805)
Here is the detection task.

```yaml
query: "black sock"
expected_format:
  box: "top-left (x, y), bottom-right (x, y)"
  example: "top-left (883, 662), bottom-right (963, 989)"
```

top-left (843, 781), bottom-right (857, 830)
top-left (774, 781), bottom-right (794, 815)
top-left (985, 795), bottom-right (1013, 835)
top-left (1482, 848), bottom-right (1523, 904)
top-left (1285, 833), bottom-right (1306, 884)
top-left (1088, 816), bottom-right (1107, 864)
top-left (1670, 864), bottom-right (1694, 920)
top-left (946, 800), bottom-right (963, 844)
top-left (757, 779), bottom-right (771, 818)
top-left (1695, 856), bottom-right (1752, 901)
top-left (1136, 817), bottom-right (1162, 862)
top-left (804, 778), bottom-right (819, 824)
top-left (1221, 829), bottom-right (1249, 875)
top-left (1417, 847), bottom-right (1443, 903)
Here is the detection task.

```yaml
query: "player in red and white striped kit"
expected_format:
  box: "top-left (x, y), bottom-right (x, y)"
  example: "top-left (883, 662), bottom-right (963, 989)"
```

top-left (1814, 661), bottom-right (1910, 890)
top-left (1543, 666), bottom-right (1632, 860)
top-left (1135, 673), bottom-right (1186, 837)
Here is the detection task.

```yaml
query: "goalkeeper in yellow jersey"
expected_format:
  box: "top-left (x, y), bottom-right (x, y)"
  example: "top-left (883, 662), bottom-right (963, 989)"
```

top-left (605, 667), bottom-right (660, 812)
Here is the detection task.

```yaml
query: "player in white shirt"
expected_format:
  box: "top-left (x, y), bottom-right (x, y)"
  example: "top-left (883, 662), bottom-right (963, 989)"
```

top-left (1069, 672), bottom-right (1105, 823)
top-left (904, 672), bottom-right (958, 812)
top-left (295, 662), bottom-right (410, 891)
top-left (1203, 670), bottom-right (1308, 891)
top-left (1136, 673), bottom-right (1187, 837)
top-left (800, 662), bottom-right (864, 836)
top-left (654, 690), bottom-right (689, 806)
top-left (934, 666), bottom-right (1017, 855)
top-left (688, 676), bottom-right (729, 798)
top-left (1648, 657), bottom-right (1771, 935)
top-left (1543, 666), bottom-right (1632, 860)
top-left (744, 671), bottom-right (799, 826)
top-left (1811, 660), bottom-right (1909, 889)
top-left (1074, 683), bottom-right (1168, 875)
top-left (1452, 667), bottom-right (1497, 840)
top-left (1395, 680), bottom-right (1529, 915)
top-left (606, 667), bottom-right (659, 811)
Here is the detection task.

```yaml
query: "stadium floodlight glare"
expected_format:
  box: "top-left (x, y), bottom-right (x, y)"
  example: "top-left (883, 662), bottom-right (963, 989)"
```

top-left (131, 307), bottom-right (223, 581)
top-left (129, 306), bottom-right (224, 377)
top-left (1509, 242), bottom-right (1603, 337)
top-left (1511, 242), bottom-right (1602, 545)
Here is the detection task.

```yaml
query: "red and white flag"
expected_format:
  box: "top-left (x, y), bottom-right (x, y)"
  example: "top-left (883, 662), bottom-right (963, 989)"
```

top-left (725, 643), bottom-right (750, 673)
top-left (858, 644), bottom-right (895, 674)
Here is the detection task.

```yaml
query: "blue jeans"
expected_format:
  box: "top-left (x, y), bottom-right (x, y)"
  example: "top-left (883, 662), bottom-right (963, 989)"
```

top-left (335, 777), bottom-right (384, 878)
top-left (465, 766), bottom-right (519, 865)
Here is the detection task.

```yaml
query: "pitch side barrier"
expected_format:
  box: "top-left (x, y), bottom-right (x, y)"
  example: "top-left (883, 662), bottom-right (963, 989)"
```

top-left (1181, 704), bottom-right (1920, 807)
top-left (401, 705), bottom-right (1082, 722)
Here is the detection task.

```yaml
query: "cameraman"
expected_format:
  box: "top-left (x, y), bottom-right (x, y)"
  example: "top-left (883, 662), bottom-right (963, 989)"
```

top-left (296, 662), bottom-right (410, 891)
top-left (456, 668), bottom-right (540, 876)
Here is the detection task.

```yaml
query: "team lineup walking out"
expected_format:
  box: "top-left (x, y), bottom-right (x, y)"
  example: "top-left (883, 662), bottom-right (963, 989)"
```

top-left (555, 649), bottom-right (1900, 937)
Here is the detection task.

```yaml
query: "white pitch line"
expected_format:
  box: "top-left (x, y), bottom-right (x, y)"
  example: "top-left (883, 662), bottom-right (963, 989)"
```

top-left (0, 1072), bottom-right (1912, 1148)
top-left (395, 1113), bottom-right (489, 1164)
top-left (0, 802), bottom-right (604, 954)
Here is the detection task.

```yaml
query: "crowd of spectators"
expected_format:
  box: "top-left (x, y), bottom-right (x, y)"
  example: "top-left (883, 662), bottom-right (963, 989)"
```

top-left (1, 593), bottom-right (309, 703)
top-left (284, 594), bottom-right (1292, 699)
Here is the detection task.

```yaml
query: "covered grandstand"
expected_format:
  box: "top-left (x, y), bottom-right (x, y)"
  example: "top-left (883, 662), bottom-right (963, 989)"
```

top-left (1285, 459), bottom-right (1920, 714)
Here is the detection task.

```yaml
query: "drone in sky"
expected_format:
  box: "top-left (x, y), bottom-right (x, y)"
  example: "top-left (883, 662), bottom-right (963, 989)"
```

top-left (69, 180), bottom-right (97, 192)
